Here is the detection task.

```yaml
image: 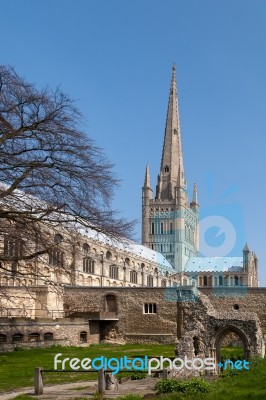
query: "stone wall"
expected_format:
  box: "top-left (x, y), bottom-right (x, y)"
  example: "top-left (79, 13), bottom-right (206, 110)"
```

top-left (0, 317), bottom-right (94, 348)
top-left (64, 287), bottom-right (180, 344)
top-left (200, 287), bottom-right (266, 337)
top-left (1, 286), bottom-right (266, 359)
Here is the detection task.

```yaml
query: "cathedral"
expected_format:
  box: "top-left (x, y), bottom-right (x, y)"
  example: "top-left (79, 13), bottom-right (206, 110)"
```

top-left (0, 66), bottom-right (258, 293)
top-left (0, 66), bottom-right (262, 351)
top-left (142, 65), bottom-right (258, 288)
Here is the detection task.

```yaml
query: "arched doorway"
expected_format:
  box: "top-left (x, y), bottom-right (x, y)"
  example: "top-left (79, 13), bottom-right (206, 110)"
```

top-left (214, 325), bottom-right (250, 365)
top-left (105, 294), bottom-right (117, 313)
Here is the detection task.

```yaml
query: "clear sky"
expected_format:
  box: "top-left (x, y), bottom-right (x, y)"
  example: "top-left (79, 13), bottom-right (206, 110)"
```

top-left (1, 0), bottom-right (266, 284)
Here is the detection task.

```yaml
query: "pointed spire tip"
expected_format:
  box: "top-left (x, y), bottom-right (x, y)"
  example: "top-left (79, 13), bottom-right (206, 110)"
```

top-left (144, 164), bottom-right (151, 187)
top-left (172, 63), bottom-right (176, 74)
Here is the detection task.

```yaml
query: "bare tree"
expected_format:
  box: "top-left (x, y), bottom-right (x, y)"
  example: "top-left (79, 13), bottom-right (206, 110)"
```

top-left (0, 65), bottom-right (134, 283)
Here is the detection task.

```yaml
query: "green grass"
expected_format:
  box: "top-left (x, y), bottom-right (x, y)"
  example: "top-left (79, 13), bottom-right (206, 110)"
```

top-left (2, 345), bottom-right (266, 399)
top-left (153, 357), bottom-right (266, 400)
top-left (0, 343), bottom-right (174, 393)
top-left (9, 356), bottom-right (266, 400)
top-left (220, 346), bottom-right (245, 361)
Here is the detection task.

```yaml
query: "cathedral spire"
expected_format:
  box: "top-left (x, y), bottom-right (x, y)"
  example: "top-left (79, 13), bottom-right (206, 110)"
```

top-left (156, 65), bottom-right (186, 201)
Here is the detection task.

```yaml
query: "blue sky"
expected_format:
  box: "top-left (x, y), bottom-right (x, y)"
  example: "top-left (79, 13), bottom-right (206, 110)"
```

top-left (1, 0), bottom-right (266, 284)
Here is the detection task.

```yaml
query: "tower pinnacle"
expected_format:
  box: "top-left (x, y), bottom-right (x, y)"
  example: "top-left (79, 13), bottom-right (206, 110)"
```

top-left (144, 164), bottom-right (151, 188)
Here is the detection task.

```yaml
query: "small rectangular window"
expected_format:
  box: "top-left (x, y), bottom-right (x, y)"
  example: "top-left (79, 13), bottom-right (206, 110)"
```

top-left (143, 303), bottom-right (157, 314)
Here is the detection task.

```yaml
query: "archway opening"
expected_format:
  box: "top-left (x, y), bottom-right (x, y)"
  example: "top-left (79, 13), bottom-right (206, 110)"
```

top-left (215, 325), bottom-right (249, 367)
top-left (220, 331), bottom-right (245, 363)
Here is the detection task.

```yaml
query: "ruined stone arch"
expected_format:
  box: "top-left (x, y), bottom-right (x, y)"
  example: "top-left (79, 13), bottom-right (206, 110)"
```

top-left (213, 324), bottom-right (250, 362)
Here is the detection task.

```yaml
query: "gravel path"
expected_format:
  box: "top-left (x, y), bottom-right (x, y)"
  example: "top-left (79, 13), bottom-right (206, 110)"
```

top-left (0, 377), bottom-right (157, 399)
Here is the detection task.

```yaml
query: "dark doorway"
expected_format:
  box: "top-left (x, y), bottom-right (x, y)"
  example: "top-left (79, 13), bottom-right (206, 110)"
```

top-left (105, 295), bottom-right (117, 313)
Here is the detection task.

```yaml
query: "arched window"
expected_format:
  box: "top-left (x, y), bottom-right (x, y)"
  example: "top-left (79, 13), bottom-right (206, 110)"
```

top-left (28, 333), bottom-right (40, 342)
top-left (164, 165), bottom-right (169, 173)
top-left (80, 331), bottom-right (87, 343)
top-left (234, 276), bottom-right (239, 286)
top-left (4, 236), bottom-right (24, 258)
top-left (2, 277), bottom-right (8, 286)
top-left (130, 271), bottom-right (138, 284)
top-left (109, 265), bottom-right (119, 280)
top-left (12, 333), bottom-right (23, 343)
top-left (0, 334), bottom-right (7, 343)
top-left (44, 332), bottom-right (53, 341)
top-left (106, 251), bottom-right (112, 260)
top-left (83, 258), bottom-right (95, 274)
top-left (83, 243), bottom-right (90, 255)
top-left (54, 234), bottom-right (63, 244)
top-left (49, 250), bottom-right (64, 267)
top-left (161, 279), bottom-right (167, 287)
top-left (105, 295), bottom-right (117, 312)
top-left (203, 276), bottom-right (208, 286)
top-left (147, 276), bottom-right (153, 287)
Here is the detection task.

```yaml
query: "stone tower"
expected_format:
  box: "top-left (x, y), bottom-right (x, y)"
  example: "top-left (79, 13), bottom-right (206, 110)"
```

top-left (142, 66), bottom-right (199, 272)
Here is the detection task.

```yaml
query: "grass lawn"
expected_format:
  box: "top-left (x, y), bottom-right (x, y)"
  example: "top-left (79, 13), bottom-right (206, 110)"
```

top-left (220, 346), bottom-right (244, 361)
top-left (0, 343), bottom-right (174, 392)
top-left (1, 345), bottom-right (266, 400)
top-left (175, 358), bottom-right (266, 400)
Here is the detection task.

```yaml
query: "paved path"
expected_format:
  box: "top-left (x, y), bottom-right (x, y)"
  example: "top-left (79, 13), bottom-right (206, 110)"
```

top-left (0, 377), bottom-right (157, 399)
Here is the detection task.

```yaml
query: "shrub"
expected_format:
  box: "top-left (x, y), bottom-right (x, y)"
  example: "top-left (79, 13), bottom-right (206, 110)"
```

top-left (220, 368), bottom-right (241, 378)
top-left (155, 378), bottom-right (211, 394)
top-left (155, 379), bottom-right (187, 394)
top-left (185, 378), bottom-right (211, 393)
top-left (130, 371), bottom-right (147, 380)
top-left (250, 355), bottom-right (264, 368)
